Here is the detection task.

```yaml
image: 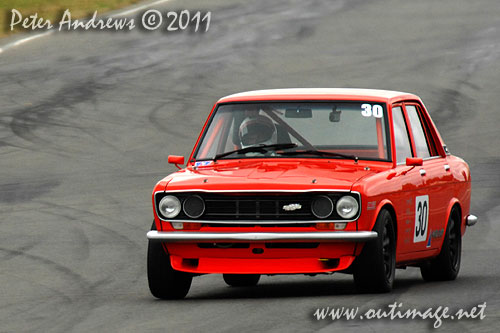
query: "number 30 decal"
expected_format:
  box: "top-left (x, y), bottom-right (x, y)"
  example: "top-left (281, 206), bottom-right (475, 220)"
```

top-left (361, 104), bottom-right (383, 118)
top-left (414, 195), bottom-right (429, 243)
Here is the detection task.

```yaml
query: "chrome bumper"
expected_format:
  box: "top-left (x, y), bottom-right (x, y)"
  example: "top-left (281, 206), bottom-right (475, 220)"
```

top-left (147, 230), bottom-right (378, 242)
top-left (466, 214), bottom-right (478, 226)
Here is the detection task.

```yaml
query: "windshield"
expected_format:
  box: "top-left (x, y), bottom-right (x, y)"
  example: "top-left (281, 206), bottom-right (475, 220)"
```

top-left (194, 102), bottom-right (391, 161)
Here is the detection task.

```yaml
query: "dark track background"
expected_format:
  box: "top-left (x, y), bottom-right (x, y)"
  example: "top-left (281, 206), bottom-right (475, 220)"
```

top-left (1, 0), bottom-right (499, 331)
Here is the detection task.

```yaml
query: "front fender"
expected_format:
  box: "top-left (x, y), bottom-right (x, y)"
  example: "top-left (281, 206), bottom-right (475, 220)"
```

top-left (359, 198), bottom-right (395, 232)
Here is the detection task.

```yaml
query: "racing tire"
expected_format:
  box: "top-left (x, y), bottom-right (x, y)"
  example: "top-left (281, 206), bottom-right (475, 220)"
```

top-left (223, 274), bottom-right (261, 287)
top-left (353, 209), bottom-right (396, 293)
top-left (420, 208), bottom-right (461, 281)
top-left (147, 222), bottom-right (192, 299)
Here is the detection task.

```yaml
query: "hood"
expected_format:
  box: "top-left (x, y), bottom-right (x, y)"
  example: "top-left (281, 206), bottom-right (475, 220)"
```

top-left (161, 159), bottom-right (380, 192)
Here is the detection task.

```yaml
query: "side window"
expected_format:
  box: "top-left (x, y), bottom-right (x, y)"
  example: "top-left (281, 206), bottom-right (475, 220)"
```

top-left (392, 106), bottom-right (412, 163)
top-left (405, 105), bottom-right (431, 158)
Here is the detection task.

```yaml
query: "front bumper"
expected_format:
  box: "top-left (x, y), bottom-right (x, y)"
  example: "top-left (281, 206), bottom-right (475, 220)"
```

top-left (147, 230), bottom-right (378, 242)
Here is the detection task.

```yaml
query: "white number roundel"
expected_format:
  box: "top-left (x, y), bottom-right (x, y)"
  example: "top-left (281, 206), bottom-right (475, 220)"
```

top-left (414, 195), bottom-right (429, 243)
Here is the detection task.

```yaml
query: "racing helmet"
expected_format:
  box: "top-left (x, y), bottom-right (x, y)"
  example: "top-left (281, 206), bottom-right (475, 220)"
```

top-left (238, 115), bottom-right (277, 148)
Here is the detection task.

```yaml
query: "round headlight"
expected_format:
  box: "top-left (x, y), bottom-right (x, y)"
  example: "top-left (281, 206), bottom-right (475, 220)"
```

top-left (336, 196), bottom-right (359, 219)
top-left (311, 195), bottom-right (334, 219)
top-left (183, 195), bottom-right (205, 218)
top-left (158, 195), bottom-right (181, 219)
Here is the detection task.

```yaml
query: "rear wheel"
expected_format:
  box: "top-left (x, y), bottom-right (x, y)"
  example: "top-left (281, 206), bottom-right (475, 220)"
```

top-left (353, 209), bottom-right (396, 293)
top-left (223, 274), bottom-right (261, 287)
top-left (147, 223), bottom-right (192, 299)
top-left (420, 208), bottom-right (461, 281)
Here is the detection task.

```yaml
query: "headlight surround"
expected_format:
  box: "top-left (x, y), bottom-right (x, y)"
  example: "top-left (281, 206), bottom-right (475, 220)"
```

top-left (311, 195), bottom-right (334, 219)
top-left (183, 195), bottom-right (205, 218)
top-left (158, 195), bottom-right (181, 219)
top-left (336, 195), bottom-right (359, 219)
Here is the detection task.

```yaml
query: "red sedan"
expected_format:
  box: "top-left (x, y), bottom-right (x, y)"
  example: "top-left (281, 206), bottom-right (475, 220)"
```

top-left (147, 88), bottom-right (476, 299)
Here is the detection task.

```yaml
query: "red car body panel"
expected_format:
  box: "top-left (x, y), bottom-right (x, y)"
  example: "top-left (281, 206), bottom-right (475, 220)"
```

top-left (150, 89), bottom-right (472, 275)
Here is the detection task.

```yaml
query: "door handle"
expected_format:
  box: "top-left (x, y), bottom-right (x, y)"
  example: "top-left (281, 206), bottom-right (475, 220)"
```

top-left (444, 164), bottom-right (450, 171)
top-left (419, 169), bottom-right (426, 176)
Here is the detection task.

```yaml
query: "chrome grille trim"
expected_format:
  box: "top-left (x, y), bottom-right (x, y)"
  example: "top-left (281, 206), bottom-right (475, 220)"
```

top-left (154, 190), bottom-right (361, 223)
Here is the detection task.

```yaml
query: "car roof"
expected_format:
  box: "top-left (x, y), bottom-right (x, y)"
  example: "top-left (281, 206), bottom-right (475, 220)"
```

top-left (217, 88), bottom-right (420, 104)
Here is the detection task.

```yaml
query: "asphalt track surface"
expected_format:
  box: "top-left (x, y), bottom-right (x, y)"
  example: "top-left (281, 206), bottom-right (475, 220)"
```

top-left (1, 0), bottom-right (500, 332)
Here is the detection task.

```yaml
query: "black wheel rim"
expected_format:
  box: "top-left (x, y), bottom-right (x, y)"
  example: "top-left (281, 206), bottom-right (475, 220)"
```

top-left (382, 219), bottom-right (394, 280)
top-left (448, 215), bottom-right (460, 269)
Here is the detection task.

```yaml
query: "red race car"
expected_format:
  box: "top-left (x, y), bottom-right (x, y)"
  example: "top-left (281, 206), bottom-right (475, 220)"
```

top-left (147, 88), bottom-right (476, 299)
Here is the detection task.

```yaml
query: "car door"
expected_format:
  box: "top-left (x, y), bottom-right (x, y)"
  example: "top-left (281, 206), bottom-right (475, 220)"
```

top-left (403, 103), bottom-right (449, 251)
top-left (390, 104), bottom-right (428, 255)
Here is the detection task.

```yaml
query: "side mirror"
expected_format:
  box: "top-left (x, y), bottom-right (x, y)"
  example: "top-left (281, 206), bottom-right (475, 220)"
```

top-left (168, 155), bottom-right (185, 169)
top-left (406, 157), bottom-right (423, 166)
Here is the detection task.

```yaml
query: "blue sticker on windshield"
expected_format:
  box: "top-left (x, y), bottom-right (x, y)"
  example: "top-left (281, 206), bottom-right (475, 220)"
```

top-left (195, 161), bottom-right (214, 167)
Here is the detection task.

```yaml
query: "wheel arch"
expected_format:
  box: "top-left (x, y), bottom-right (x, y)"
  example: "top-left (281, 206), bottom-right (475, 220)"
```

top-left (445, 199), bottom-right (463, 235)
top-left (353, 199), bottom-right (397, 292)
top-left (432, 199), bottom-right (462, 253)
top-left (372, 199), bottom-right (398, 244)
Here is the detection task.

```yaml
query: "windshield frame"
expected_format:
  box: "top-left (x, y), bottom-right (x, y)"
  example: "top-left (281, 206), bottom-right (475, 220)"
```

top-left (191, 100), bottom-right (393, 163)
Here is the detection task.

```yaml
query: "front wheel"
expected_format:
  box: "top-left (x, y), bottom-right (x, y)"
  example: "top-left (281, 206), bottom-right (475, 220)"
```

top-left (147, 223), bottom-right (192, 299)
top-left (420, 208), bottom-right (461, 281)
top-left (223, 274), bottom-right (260, 287)
top-left (353, 209), bottom-right (396, 293)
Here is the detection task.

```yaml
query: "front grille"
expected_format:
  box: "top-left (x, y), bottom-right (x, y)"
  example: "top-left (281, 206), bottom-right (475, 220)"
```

top-left (203, 193), bottom-right (313, 220)
top-left (156, 191), bottom-right (360, 222)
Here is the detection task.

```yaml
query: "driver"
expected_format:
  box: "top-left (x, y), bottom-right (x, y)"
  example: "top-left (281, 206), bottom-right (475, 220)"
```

top-left (238, 114), bottom-right (277, 148)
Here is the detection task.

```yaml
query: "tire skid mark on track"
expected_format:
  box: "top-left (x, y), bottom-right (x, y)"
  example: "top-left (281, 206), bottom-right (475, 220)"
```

top-left (34, 200), bottom-right (146, 285)
top-left (34, 208), bottom-right (92, 262)
top-left (0, 68), bottom-right (49, 90)
top-left (147, 101), bottom-right (201, 139)
top-left (0, 179), bottom-right (60, 204)
top-left (74, 124), bottom-right (124, 153)
top-left (30, 204), bottom-right (147, 289)
top-left (432, 25), bottom-right (500, 132)
top-left (36, 203), bottom-right (142, 249)
top-left (0, 246), bottom-right (98, 332)
top-left (8, 83), bottom-right (98, 146)
top-left (0, 272), bottom-right (73, 306)
top-left (37, 199), bottom-right (147, 233)
top-left (0, 243), bottom-right (37, 261)
top-left (0, 73), bottom-right (110, 155)
top-left (432, 87), bottom-right (476, 132)
top-left (0, 248), bottom-right (90, 288)
top-left (106, 193), bottom-right (151, 232)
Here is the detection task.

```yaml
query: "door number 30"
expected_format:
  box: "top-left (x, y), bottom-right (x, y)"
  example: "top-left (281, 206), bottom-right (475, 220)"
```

top-left (414, 195), bottom-right (429, 243)
top-left (361, 104), bottom-right (383, 118)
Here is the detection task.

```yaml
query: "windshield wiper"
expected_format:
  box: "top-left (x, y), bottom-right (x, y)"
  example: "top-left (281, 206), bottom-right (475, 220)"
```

top-left (214, 143), bottom-right (297, 161)
top-left (278, 149), bottom-right (358, 162)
